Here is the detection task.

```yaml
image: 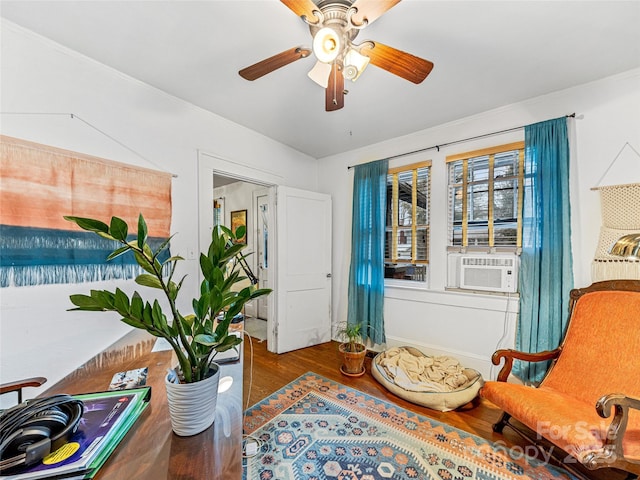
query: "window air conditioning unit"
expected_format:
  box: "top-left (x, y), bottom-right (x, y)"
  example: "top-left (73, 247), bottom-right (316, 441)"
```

top-left (455, 254), bottom-right (519, 293)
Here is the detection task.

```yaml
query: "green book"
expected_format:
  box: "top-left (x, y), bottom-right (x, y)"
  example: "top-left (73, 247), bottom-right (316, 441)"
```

top-left (1, 387), bottom-right (151, 480)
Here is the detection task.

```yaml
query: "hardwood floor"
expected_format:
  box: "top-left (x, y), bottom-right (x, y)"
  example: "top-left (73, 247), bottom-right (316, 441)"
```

top-left (242, 338), bottom-right (631, 480)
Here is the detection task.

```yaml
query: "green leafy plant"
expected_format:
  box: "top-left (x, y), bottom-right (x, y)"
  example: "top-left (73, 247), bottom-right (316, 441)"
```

top-left (337, 322), bottom-right (380, 351)
top-left (337, 322), bottom-right (365, 353)
top-left (64, 213), bottom-right (271, 383)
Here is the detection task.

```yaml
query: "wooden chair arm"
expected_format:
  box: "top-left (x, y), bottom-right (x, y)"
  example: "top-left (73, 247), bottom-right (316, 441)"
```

top-left (491, 348), bottom-right (561, 382)
top-left (582, 394), bottom-right (640, 473)
top-left (0, 376), bottom-right (47, 403)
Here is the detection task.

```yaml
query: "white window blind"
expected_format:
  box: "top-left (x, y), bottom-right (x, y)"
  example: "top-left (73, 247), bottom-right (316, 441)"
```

top-left (446, 142), bottom-right (524, 252)
top-left (385, 161), bottom-right (431, 282)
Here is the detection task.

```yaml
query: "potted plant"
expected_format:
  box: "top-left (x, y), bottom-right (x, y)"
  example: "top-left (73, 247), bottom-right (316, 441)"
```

top-left (64, 213), bottom-right (271, 436)
top-left (337, 322), bottom-right (368, 377)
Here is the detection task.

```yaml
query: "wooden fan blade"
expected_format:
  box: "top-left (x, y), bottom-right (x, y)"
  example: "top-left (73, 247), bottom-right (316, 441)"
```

top-left (325, 63), bottom-right (344, 111)
top-left (239, 47), bottom-right (312, 81)
top-left (281, 0), bottom-right (321, 23)
top-left (349, 0), bottom-right (401, 27)
top-left (360, 41), bottom-right (433, 84)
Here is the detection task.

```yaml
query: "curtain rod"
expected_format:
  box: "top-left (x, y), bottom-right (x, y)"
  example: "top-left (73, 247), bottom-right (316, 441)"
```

top-left (347, 113), bottom-right (576, 170)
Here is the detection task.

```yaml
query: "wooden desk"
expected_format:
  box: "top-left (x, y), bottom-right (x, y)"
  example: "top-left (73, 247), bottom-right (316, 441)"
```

top-left (41, 329), bottom-right (243, 479)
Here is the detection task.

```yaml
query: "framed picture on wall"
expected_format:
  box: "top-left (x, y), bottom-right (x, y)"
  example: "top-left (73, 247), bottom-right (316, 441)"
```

top-left (230, 209), bottom-right (247, 243)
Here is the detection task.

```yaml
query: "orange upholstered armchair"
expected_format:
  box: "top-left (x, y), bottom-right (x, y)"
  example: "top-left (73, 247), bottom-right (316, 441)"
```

top-left (481, 280), bottom-right (640, 477)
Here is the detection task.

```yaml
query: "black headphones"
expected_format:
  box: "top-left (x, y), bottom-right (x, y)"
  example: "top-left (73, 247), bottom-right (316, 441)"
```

top-left (0, 394), bottom-right (84, 473)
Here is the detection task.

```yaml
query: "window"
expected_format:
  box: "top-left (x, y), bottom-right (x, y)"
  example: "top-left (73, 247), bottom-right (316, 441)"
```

top-left (385, 161), bottom-right (431, 282)
top-left (447, 142), bottom-right (524, 250)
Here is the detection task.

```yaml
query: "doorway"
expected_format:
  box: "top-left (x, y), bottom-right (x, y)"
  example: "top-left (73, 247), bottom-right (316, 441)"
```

top-left (213, 174), bottom-right (272, 342)
top-left (254, 190), bottom-right (270, 321)
top-left (198, 151), bottom-right (333, 354)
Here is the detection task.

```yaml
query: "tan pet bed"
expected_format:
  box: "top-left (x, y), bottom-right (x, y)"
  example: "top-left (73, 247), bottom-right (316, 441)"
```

top-left (372, 346), bottom-right (484, 412)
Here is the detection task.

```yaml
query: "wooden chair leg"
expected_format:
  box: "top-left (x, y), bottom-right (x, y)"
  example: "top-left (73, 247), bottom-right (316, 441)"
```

top-left (493, 412), bottom-right (511, 433)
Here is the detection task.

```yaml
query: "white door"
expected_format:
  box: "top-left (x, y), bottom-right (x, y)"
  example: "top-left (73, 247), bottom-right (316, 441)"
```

top-left (274, 186), bottom-right (332, 353)
top-left (256, 193), bottom-right (269, 320)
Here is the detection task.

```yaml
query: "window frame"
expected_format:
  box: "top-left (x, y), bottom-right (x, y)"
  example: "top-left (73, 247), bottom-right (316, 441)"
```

top-left (446, 142), bottom-right (524, 252)
top-left (385, 160), bottom-right (431, 285)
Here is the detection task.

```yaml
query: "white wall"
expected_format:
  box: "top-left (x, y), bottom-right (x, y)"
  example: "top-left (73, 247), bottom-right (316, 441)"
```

top-left (0, 20), bottom-right (318, 400)
top-left (318, 69), bottom-right (640, 379)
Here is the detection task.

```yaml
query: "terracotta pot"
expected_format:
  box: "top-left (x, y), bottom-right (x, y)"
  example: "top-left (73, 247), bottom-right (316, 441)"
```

top-left (164, 364), bottom-right (220, 436)
top-left (339, 342), bottom-right (367, 376)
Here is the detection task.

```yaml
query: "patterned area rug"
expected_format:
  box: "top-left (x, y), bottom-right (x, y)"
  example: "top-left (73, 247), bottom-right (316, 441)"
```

top-left (243, 372), bottom-right (575, 480)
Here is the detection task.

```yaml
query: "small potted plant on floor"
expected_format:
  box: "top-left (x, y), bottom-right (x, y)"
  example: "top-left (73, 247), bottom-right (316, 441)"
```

top-left (337, 322), bottom-right (368, 377)
top-left (65, 213), bottom-right (271, 436)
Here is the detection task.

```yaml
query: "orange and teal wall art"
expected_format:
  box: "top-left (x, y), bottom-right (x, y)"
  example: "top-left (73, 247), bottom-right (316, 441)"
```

top-left (0, 135), bottom-right (172, 287)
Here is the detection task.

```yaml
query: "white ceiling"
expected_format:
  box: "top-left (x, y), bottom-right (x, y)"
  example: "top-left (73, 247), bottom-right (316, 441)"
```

top-left (2, 1), bottom-right (639, 159)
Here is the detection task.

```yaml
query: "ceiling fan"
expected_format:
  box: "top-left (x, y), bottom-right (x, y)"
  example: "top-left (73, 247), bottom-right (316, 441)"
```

top-left (238, 0), bottom-right (434, 112)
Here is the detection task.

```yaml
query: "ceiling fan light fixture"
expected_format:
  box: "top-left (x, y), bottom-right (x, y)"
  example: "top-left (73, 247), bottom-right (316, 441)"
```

top-left (343, 48), bottom-right (370, 81)
top-left (312, 27), bottom-right (342, 63)
top-left (239, 0), bottom-right (434, 112)
top-left (307, 60), bottom-right (332, 88)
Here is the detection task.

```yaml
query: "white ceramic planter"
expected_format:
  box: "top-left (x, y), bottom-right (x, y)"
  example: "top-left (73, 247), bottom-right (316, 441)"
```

top-left (165, 364), bottom-right (220, 436)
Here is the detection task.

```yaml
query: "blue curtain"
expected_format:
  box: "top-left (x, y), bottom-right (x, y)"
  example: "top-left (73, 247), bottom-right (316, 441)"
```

top-left (514, 117), bottom-right (573, 384)
top-left (347, 159), bottom-right (388, 345)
